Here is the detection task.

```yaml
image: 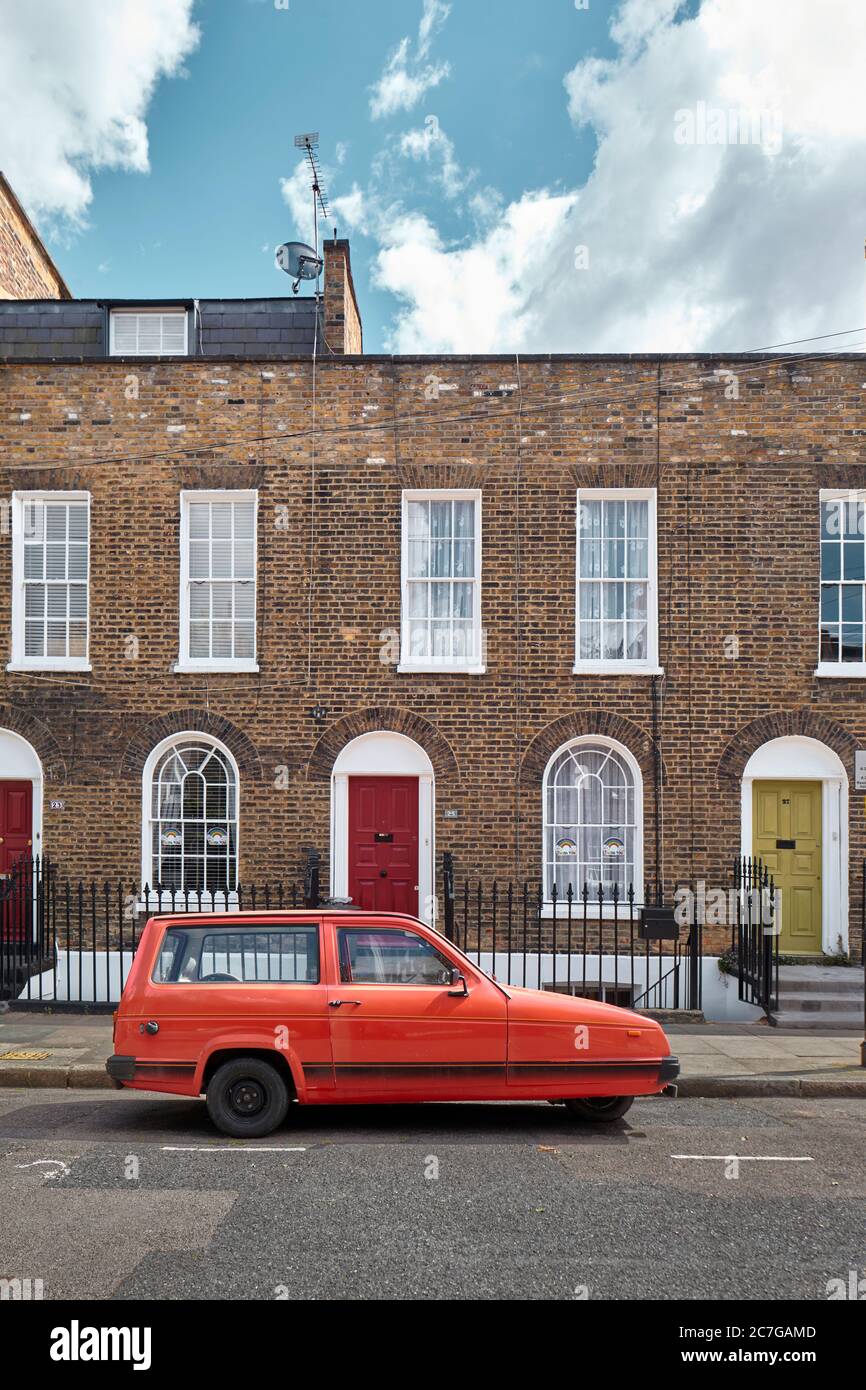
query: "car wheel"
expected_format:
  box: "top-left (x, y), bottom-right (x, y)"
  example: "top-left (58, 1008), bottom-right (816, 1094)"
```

top-left (206, 1058), bottom-right (290, 1138)
top-left (563, 1095), bottom-right (634, 1122)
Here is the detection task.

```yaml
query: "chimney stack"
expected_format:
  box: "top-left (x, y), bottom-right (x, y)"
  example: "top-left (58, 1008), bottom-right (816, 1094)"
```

top-left (322, 238), bottom-right (362, 354)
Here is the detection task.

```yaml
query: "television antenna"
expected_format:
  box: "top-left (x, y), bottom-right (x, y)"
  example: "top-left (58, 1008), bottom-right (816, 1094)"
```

top-left (287, 131), bottom-right (330, 295)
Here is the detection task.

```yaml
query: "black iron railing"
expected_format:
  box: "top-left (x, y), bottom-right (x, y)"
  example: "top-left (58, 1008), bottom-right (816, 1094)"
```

top-left (734, 856), bottom-right (779, 1018)
top-left (441, 853), bottom-right (703, 1012)
top-left (0, 856), bottom-right (314, 1008)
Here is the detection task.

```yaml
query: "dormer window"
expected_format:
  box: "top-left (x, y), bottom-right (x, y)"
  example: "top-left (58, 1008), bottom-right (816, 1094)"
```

top-left (109, 308), bottom-right (188, 356)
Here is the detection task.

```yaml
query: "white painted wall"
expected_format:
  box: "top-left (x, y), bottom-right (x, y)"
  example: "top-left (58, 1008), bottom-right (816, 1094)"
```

top-left (18, 950), bottom-right (135, 1003)
top-left (19, 947), bottom-right (761, 1020)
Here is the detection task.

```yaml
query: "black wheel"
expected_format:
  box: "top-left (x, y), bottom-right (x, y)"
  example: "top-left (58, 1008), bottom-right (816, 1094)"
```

top-left (564, 1095), bottom-right (634, 1123)
top-left (206, 1057), bottom-right (290, 1138)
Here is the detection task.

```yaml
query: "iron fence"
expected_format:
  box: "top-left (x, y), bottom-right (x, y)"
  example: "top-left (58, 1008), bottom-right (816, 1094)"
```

top-left (441, 853), bottom-right (703, 1012)
top-left (2, 851), bottom-right (739, 1017)
top-left (733, 856), bottom-right (779, 1018)
top-left (0, 856), bottom-right (311, 1008)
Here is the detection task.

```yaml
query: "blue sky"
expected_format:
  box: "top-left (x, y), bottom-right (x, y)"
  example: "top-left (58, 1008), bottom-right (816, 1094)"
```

top-left (48, 0), bottom-right (628, 349)
top-left (2, 0), bottom-right (864, 355)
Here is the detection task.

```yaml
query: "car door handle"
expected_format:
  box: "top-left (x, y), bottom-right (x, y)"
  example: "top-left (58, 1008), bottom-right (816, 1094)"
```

top-left (329, 999), bottom-right (362, 1007)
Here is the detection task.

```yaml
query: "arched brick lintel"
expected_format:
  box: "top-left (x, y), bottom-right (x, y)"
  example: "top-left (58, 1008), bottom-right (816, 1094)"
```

top-left (519, 711), bottom-right (664, 787)
top-left (120, 709), bottom-right (264, 781)
top-left (717, 709), bottom-right (857, 783)
top-left (0, 707), bottom-right (66, 781)
top-left (307, 707), bottom-right (459, 783)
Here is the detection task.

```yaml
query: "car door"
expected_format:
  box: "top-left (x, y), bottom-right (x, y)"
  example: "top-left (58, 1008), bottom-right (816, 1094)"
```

top-left (326, 918), bottom-right (507, 1100)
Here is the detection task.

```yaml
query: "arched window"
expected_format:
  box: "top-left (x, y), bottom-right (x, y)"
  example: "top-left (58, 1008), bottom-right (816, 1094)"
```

top-left (543, 738), bottom-right (641, 899)
top-left (144, 736), bottom-right (238, 893)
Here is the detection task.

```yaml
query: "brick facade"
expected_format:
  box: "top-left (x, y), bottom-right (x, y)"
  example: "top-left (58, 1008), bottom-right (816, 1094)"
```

top-left (0, 174), bottom-right (70, 301)
top-left (0, 350), bottom-right (864, 961)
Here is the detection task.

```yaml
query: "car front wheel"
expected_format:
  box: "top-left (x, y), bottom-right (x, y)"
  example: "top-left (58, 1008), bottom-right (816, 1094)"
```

top-left (206, 1057), bottom-right (290, 1138)
top-left (563, 1095), bottom-right (634, 1122)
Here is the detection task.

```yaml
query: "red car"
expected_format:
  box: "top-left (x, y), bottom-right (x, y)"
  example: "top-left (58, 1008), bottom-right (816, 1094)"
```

top-left (107, 909), bottom-right (679, 1137)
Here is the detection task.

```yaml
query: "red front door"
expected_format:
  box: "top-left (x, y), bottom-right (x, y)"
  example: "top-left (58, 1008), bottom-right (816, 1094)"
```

top-left (0, 781), bottom-right (33, 876)
top-left (348, 777), bottom-right (419, 916)
top-left (0, 781), bottom-right (33, 943)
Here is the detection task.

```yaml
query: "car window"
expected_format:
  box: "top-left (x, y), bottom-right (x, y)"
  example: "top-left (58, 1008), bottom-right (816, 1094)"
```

top-left (152, 925), bottom-right (319, 984)
top-left (338, 928), bottom-right (454, 985)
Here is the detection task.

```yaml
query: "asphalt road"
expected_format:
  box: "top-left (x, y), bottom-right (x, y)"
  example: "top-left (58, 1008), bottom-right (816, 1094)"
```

top-left (0, 1090), bottom-right (863, 1302)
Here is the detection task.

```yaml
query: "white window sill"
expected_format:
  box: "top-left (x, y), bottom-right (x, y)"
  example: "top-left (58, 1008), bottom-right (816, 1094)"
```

top-left (539, 902), bottom-right (638, 920)
top-left (814, 664), bottom-right (866, 678)
top-left (397, 664), bottom-right (487, 675)
top-left (6, 660), bottom-right (92, 673)
top-left (572, 663), bottom-right (664, 677)
top-left (173, 661), bottom-right (259, 674)
top-left (138, 892), bottom-right (241, 913)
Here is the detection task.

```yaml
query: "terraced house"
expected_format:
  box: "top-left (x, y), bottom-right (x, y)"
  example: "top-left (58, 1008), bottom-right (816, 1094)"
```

top-left (0, 175), bottom-right (864, 1024)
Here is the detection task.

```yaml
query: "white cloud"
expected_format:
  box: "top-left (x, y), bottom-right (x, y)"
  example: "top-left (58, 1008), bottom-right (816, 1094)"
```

top-left (369, 0), bottom-right (451, 119)
top-left (373, 191), bottom-right (578, 354)
top-left (368, 0), bottom-right (866, 353)
top-left (398, 116), bottom-right (465, 199)
top-left (0, 0), bottom-right (199, 227)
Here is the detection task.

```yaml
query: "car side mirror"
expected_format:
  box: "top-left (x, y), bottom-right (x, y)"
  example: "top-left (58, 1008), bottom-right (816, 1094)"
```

top-left (447, 967), bottom-right (469, 997)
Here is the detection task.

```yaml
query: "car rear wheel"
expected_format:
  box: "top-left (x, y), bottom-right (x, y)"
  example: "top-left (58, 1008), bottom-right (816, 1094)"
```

top-left (206, 1058), bottom-right (290, 1138)
top-left (563, 1095), bottom-right (634, 1122)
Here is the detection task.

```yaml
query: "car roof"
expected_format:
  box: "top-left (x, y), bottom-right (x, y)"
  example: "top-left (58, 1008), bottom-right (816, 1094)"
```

top-left (148, 908), bottom-right (427, 927)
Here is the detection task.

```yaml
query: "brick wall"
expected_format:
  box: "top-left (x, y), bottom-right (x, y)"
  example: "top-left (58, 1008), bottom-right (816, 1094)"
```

top-left (0, 352), bottom-right (864, 961)
top-left (0, 175), bottom-right (69, 301)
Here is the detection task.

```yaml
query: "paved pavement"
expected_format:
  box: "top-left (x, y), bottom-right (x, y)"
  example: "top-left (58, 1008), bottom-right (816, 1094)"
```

top-left (0, 1012), bottom-right (863, 1095)
top-left (0, 1088), bottom-right (863, 1300)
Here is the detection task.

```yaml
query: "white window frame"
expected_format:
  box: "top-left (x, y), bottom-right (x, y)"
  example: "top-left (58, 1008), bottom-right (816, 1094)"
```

top-left (574, 487), bottom-right (662, 675)
top-left (541, 734), bottom-right (644, 916)
top-left (140, 731), bottom-right (241, 909)
top-left (175, 489), bottom-right (259, 674)
top-left (7, 490), bottom-right (92, 672)
top-left (398, 488), bottom-right (485, 674)
top-left (109, 308), bottom-right (189, 357)
top-left (815, 488), bottom-right (866, 677)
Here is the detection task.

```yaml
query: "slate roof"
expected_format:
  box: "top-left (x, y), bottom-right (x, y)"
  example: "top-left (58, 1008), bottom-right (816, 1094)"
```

top-left (0, 296), bottom-right (323, 359)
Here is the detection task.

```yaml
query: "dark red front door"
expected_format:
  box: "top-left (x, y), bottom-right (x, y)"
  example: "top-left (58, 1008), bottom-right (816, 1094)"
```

top-left (0, 781), bottom-right (33, 943)
top-left (348, 777), bottom-right (419, 915)
top-left (0, 781), bottom-right (32, 876)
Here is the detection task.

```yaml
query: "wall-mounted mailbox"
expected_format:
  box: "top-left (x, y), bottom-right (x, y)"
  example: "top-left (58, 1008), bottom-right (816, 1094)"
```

top-left (638, 905), bottom-right (680, 941)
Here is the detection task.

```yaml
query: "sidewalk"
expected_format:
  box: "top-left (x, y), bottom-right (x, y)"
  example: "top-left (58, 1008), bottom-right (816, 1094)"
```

top-left (0, 1012), bottom-right (863, 1095)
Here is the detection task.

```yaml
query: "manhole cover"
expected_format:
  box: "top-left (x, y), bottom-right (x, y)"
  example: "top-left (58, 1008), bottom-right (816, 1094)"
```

top-left (0, 1050), bottom-right (51, 1061)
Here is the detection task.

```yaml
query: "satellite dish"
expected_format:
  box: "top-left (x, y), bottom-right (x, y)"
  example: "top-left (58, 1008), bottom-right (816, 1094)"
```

top-left (276, 241), bottom-right (323, 293)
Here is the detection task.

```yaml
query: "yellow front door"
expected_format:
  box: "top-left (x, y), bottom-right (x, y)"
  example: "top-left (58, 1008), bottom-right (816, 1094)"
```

top-left (752, 780), bottom-right (822, 953)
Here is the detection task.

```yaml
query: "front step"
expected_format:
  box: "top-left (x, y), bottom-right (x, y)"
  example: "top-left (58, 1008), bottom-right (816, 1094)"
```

top-left (772, 1010), bottom-right (862, 1030)
top-left (772, 964), bottom-right (863, 1030)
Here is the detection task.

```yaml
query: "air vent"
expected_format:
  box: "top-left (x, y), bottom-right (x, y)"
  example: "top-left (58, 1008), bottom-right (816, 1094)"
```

top-left (110, 310), bottom-right (188, 356)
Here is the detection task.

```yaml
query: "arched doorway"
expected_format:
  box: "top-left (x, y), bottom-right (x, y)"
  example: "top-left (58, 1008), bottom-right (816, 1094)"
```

top-left (0, 728), bottom-right (43, 871)
top-left (741, 736), bottom-right (848, 955)
top-left (331, 732), bottom-right (434, 922)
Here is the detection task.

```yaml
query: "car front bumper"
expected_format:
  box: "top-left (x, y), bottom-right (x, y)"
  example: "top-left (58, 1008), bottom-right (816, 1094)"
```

top-left (659, 1054), bottom-right (680, 1083)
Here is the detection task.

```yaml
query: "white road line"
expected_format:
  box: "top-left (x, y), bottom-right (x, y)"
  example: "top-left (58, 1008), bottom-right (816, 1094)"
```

top-left (161, 1145), bottom-right (306, 1153)
top-left (14, 1159), bottom-right (71, 1180)
top-left (671, 1154), bottom-right (813, 1162)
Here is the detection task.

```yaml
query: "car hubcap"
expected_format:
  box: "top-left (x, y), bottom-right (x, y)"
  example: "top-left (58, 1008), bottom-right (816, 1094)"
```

top-left (228, 1079), bottom-right (266, 1116)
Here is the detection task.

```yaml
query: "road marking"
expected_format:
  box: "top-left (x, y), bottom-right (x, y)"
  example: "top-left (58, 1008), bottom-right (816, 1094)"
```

top-left (14, 1159), bottom-right (71, 1180)
top-left (671, 1154), bottom-right (813, 1162)
top-left (161, 1145), bottom-right (306, 1153)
